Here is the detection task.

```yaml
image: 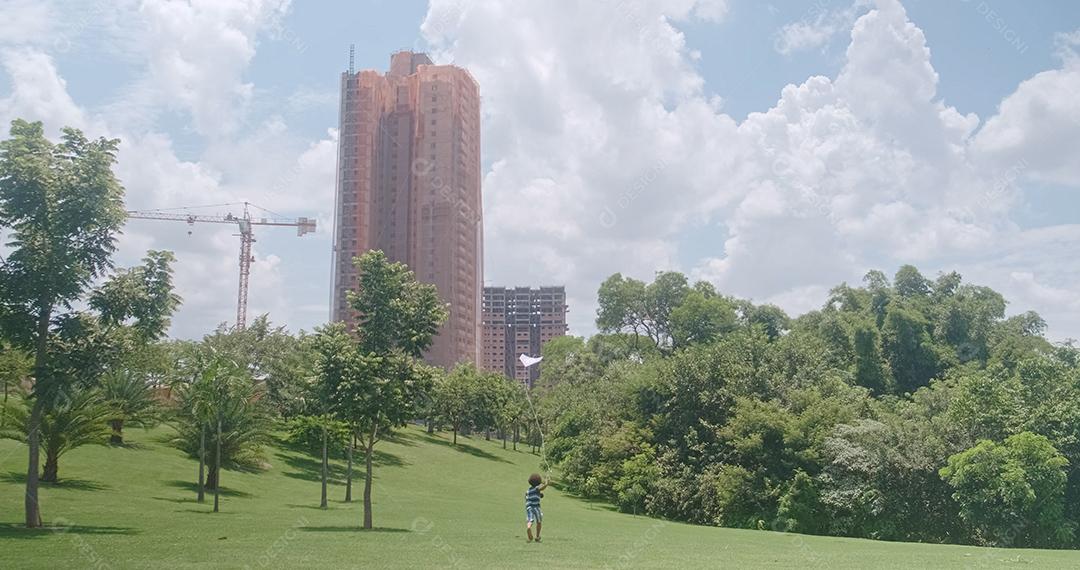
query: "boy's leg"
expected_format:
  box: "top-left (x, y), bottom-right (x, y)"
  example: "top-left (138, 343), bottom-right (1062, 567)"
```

top-left (526, 520), bottom-right (534, 541)
top-left (535, 521), bottom-right (542, 540)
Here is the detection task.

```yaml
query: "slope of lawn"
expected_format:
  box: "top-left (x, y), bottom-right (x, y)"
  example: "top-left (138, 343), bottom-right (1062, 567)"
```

top-left (2, 425), bottom-right (1079, 569)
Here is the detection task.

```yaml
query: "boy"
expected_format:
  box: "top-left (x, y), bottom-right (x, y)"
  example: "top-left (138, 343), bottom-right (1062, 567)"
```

top-left (525, 473), bottom-right (548, 542)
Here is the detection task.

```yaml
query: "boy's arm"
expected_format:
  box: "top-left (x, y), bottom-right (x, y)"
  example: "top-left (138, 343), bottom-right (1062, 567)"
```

top-left (539, 482), bottom-right (549, 491)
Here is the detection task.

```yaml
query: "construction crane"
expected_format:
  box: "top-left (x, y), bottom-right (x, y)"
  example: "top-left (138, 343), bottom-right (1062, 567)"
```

top-left (126, 201), bottom-right (317, 329)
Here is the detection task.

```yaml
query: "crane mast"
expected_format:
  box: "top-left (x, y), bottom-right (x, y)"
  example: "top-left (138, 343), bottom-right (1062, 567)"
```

top-left (126, 202), bottom-right (316, 329)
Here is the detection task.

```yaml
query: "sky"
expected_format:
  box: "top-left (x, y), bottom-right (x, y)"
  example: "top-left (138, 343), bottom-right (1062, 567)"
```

top-left (1, 0), bottom-right (1079, 341)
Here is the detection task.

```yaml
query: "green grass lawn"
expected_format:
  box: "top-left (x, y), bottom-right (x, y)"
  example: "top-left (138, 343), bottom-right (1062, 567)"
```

top-left (2, 425), bottom-right (1079, 569)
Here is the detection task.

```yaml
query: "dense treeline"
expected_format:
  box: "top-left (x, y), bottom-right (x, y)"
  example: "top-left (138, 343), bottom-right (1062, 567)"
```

top-left (539, 267), bottom-right (1080, 548)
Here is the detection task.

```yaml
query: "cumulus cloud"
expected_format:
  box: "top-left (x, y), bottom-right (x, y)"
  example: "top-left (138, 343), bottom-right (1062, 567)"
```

top-left (971, 29), bottom-right (1080, 187)
top-left (423, 0), bottom-right (1080, 341)
top-left (101, 0), bottom-right (292, 138)
top-left (0, 0), bottom-right (335, 338)
top-left (773, 0), bottom-right (871, 56)
top-left (3, 0), bottom-right (1078, 343)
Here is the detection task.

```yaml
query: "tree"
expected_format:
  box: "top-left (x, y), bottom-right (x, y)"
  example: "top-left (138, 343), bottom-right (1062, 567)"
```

top-left (0, 120), bottom-right (126, 527)
top-left (200, 316), bottom-right (314, 418)
top-left (495, 378), bottom-right (528, 449)
top-left (316, 250), bottom-right (447, 529)
top-left (775, 470), bottom-right (824, 534)
top-left (596, 272), bottom-right (690, 352)
top-left (285, 414), bottom-right (350, 507)
top-left (0, 344), bottom-right (31, 424)
top-left (941, 432), bottom-right (1073, 547)
top-left (745, 304), bottom-right (791, 341)
top-left (670, 289), bottom-right (737, 348)
top-left (100, 368), bottom-right (159, 445)
top-left (881, 304), bottom-right (941, 394)
top-left (173, 349), bottom-right (270, 509)
top-left (1, 389), bottom-right (111, 482)
top-left (434, 364), bottom-right (477, 445)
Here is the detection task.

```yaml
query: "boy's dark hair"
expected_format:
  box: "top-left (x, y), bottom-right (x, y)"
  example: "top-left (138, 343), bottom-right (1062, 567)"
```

top-left (528, 473), bottom-right (542, 487)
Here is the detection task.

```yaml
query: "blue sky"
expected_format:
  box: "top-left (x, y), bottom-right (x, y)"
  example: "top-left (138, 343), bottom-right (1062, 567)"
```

top-left (1, 0), bottom-right (1079, 341)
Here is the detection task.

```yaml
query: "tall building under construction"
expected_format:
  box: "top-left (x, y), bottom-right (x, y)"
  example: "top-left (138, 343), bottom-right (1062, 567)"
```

top-left (331, 50), bottom-right (482, 368)
top-left (481, 286), bottom-right (568, 386)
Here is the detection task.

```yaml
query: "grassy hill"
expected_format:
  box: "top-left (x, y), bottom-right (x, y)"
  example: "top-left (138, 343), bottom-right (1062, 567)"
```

top-left (1, 425), bottom-right (1079, 569)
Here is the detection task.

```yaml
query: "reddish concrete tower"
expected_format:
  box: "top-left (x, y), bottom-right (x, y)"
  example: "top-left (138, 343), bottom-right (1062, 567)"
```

top-left (332, 50), bottom-right (482, 368)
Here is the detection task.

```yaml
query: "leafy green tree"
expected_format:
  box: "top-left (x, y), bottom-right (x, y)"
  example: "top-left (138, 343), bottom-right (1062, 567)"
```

top-left (852, 319), bottom-right (890, 394)
top-left (774, 470), bottom-right (824, 534)
top-left (495, 378), bottom-right (528, 449)
top-left (597, 272), bottom-right (690, 352)
top-left (894, 265), bottom-right (931, 298)
top-left (0, 121), bottom-right (181, 526)
top-left (314, 250), bottom-right (446, 529)
top-left (200, 316), bottom-right (314, 418)
top-left (670, 289), bottom-right (737, 348)
top-left (538, 335), bottom-right (603, 388)
top-left (745, 304), bottom-right (791, 341)
top-left (290, 414), bottom-right (349, 509)
top-left (941, 432), bottom-right (1073, 547)
top-left (0, 344), bottom-right (31, 423)
top-left (0, 120), bottom-right (126, 527)
top-left (881, 304), bottom-right (941, 393)
top-left (433, 363), bottom-right (475, 445)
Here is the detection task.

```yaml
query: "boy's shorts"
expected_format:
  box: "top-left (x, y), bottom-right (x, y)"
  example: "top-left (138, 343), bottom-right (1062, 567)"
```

top-left (526, 506), bottom-right (543, 523)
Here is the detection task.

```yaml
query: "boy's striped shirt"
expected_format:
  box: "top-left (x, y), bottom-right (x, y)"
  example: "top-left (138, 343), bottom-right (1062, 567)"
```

top-left (525, 486), bottom-right (542, 508)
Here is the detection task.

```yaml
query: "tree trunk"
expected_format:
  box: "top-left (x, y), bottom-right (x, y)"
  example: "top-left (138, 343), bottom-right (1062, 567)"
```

top-left (363, 437), bottom-right (374, 529)
top-left (513, 425), bottom-right (518, 451)
top-left (109, 419), bottom-right (125, 445)
top-left (197, 424), bottom-right (206, 503)
top-left (213, 417), bottom-right (221, 513)
top-left (426, 418), bottom-right (434, 434)
top-left (42, 446), bottom-right (59, 483)
top-left (25, 305), bottom-right (50, 528)
top-left (503, 429), bottom-right (507, 449)
top-left (344, 433), bottom-right (354, 503)
top-left (205, 465), bottom-right (219, 490)
top-left (452, 426), bottom-right (457, 446)
top-left (485, 428), bottom-right (491, 441)
top-left (320, 426), bottom-right (328, 509)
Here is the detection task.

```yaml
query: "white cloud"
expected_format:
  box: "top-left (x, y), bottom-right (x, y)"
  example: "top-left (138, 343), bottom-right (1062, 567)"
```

top-left (3, 0), bottom-right (1079, 344)
top-left (971, 29), bottom-right (1080, 187)
top-left (102, 0), bottom-right (292, 138)
top-left (424, 0), bottom-right (1080, 341)
top-left (0, 1), bottom-right (335, 338)
top-left (773, 0), bottom-right (871, 56)
top-left (0, 0), bottom-right (54, 45)
top-left (0, 48), bottom-right (93, 134)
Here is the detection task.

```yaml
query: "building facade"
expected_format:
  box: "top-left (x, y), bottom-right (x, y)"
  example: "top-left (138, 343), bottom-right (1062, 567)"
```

top-left (332, 51), bottom-right (482, 368)
top-left (481, 286), bottom-right (568, 386)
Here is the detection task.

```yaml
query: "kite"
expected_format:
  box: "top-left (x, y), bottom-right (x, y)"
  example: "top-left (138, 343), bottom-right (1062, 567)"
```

top-left (519, 354), bottom-right (543, 368)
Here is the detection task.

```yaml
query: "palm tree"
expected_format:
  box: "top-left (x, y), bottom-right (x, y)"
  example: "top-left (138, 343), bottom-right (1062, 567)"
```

top-left (100, 369), bottom-right (159, 445)
top-left (172, 353), bottom-right (269, 509)
top-left (1, 389), bottom-right (111, 482)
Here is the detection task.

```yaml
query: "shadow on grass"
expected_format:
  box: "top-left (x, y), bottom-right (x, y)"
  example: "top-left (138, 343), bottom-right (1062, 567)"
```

top-left (108, 441), bottom-right (149, 451)
top-left (0, 472), bottom-right (110, 491)
top-left (413, 432), bottom-right (511, 464)
top-left (151, 496), bottom-right (194, 505)
top-left (163, 479), bottom-right (253, 498)
top-left (0, 522), bottom-right (138, 539)
top-left (276, 448), bottom-right (407, 484)
top-left (300, 526), bottom-right (410, 533)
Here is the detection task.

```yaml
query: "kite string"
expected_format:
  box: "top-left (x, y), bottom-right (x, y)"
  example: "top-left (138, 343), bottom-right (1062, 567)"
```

top-left (521, 383), bottom-right (552, 480)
